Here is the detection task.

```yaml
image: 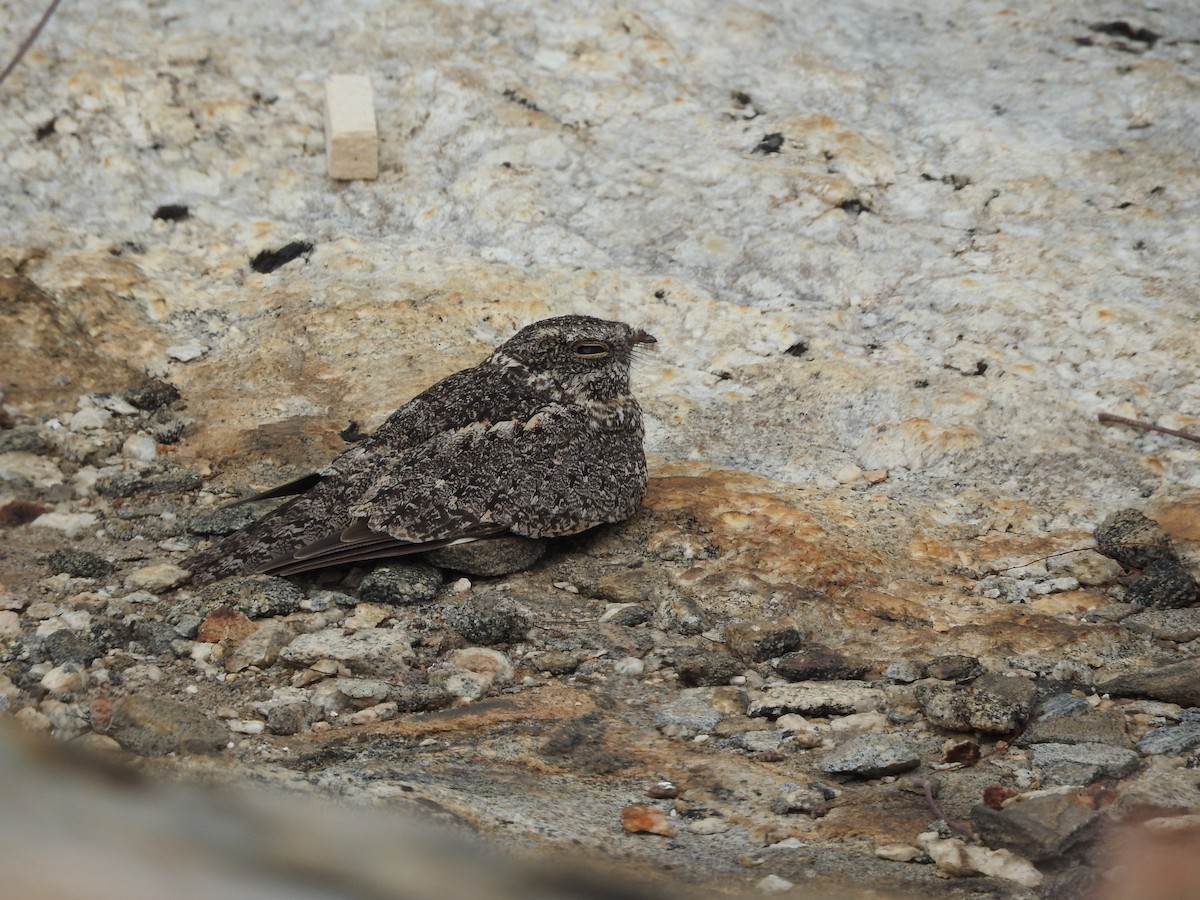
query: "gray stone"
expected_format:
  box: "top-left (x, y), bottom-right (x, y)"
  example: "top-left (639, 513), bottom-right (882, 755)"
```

top-left (1136, 722), bottom-right (1200, 756)
top-left (602, 604), bottom-right (651, 627)
top-left (442, 593), bottom-right (531, 645)
top-left (1017, 709), bottom-right (1129, 748)
top-left (425, 536), bottom-right (546, 577)
top-left (37, 629), bottom-right (103, 666)
top-left (882, 660), bottom-right (923, 684)
top-left (1111, 757), bottom-right (1200, 819)
top-left (916, 673), bottom-right (1036, 734)
top-left (193, 575), bottom-right (304, 619)
top-left (101, 696), bottom-right (227, 757)
top-left (775, 646), bottom-right (870, 682)
top-left (722, 729), bottom-right (785, 753)
top-left (1030, 741), bottom-right (1140, 785)
top-left (723, 621), bottom-right (804, 662)
top-left (1033, 692), bottom-right (1092, 719)
top-left (818, 732), bottom-right (921, 778)
top-left (771, 784), bottom-right (835, 816)
top-left (970, 791), bottom-right (1101, 862)
top-left (264, 702), bottom-right (312, 736)
top-left (653, 695), bottom-right (723, 735)
top-left (677, 651), bottom-right (742, 687)
top-left (1122, 561), bottom-right (1200, 609)
top-left (748, 682), bottom-right (886, 719)
top-left (358, 563), bottom-right (442, 606)
top-left (1122, 608), bottom-right (1200, 641)
top-left (280, 628), bottom-right (413, 676)
top-left (1099, 658), bottom-right (1200, 707)
top-left (925, 654), bottom-right (982, 683)
top-left (45, 549), bottom-right (114, 579)
top-left (225, 621), bottom-right (294, 672)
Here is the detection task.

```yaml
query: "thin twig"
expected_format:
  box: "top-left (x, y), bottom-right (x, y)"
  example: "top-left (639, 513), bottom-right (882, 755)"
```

top-left (0, 0), bottom-right (63, 88)
top-left (911, 777), bottom-right (979, 842)
top-left (1099, 412), bottom-right (1200, 445)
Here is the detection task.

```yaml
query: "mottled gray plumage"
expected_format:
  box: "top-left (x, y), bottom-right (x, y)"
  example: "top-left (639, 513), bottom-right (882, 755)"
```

top-left (185, 315), bottom-right (655, 583)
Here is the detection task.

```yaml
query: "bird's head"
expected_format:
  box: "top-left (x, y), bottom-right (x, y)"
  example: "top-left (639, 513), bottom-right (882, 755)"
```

top-left (492, 315), bottom-right (656, 402)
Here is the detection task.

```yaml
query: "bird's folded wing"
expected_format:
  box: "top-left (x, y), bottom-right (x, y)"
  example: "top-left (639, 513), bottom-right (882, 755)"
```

top-left (356, 405), bottom-right (596, 540)
top-left (255, 519), bottom-right (506, 576)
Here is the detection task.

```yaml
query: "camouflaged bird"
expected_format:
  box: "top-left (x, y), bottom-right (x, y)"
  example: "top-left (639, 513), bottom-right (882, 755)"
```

top-left (185, 315), bottom-right (656, 583)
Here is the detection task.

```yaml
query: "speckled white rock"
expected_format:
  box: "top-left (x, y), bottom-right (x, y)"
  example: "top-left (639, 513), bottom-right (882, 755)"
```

top-left (0, 452), bottom-right (64, 488)
top-left (68, 407), bottom-right (111, 431)
top-left (124, 564), bottom-right (191, 592)
top-left (280, 628), bottom-right (414, 676)
top-left (31, 512), bottom-right (98, 538)
top-left (121, 434), bottom-right (158, 461)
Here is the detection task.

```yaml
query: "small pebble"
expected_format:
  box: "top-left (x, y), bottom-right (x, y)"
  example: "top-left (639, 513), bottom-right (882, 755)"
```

top-left (756, 874), bottom-right (795, 894)
top-left (614, 656), bottom-right (645, 676)
top-left (620, 804), bottom-right (674, 836)
top-left (122, 434), bottom-right (159, 461)
top-left (124, 563), bottom-right (191, 592)
top-left (833, 463), bottom-right (863, 484)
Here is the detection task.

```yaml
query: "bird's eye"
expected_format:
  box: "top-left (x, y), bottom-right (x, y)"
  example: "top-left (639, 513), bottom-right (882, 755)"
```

top-left (572, 340), bottom-right (611, 359)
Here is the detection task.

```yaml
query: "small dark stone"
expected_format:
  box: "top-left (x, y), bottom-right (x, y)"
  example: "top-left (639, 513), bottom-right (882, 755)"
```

top-left (152, 204), bottom-right (190, 221)
top-left (152, 419), bottom-right (187, 444)
top-left (605, 604), bottom-right (651, 627)
top-left (250, 241), bottom-right (314, 274)
top-left (391, 684), bottom-right (453, 713)
top-left (132, 620), bottom-right (179, 655)
top-left (35, 118), bottom-right (56, 140)
top-left (0, 499), bottom-right (50, 526)
top-left (37, 629), bottom-right (103, 665)
top-left (358, 563), bottom-right (442, 605)
top-left (90, 619), bottom-right (133, 654)
top-left (265, 703), bottom-right (312, 736)
top-left (1089, 21), bottom-right (1160, 47)
top-left (775, 646), bottom-right (869, 681)
top-left (1094, 509), bottom-right (1177, 570)
top-left (926, 655), bottom-right (984, 683)
top-left (1123, 560), bottom-right (1200, 609)
top-left (122, 377), bottom-right (181, 412)
top-left (0, 426), bottom-right (52, 453)
top-left (753, 132), bottom-right (784, 154)
top-left (724, 621), bottom-right (804, 662)
top-left (340, 420), bottom-right (368, 443)
top-left (193, 574), bottom-right (305, 618)
top-left (784, 341), bottom-right (808, 358)
top-left (677, 651), bottom-right (742, 687)
top-left (97, 465), bottom-right (203, 498)
top-left (838, 198), bottom-right (871, 215)
top-left (46, 549), bottom-right (114, 579)
top-left (443, 593), bottom-right (530, 645)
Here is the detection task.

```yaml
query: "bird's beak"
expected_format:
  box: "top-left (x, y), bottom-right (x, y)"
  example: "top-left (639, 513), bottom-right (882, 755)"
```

top-left (632, 328), bottom-right (657, 345)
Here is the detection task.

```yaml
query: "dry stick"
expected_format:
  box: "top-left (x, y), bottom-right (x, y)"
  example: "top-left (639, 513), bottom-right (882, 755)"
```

top-left (1098, 412), bottom-right (1200, 445)
top-left (910, 778), bottom-right (979, 843)
top-left (0, 0), bottom-right (63, 87)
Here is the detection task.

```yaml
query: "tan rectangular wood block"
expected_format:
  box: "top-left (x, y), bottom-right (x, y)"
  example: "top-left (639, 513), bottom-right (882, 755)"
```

top-left (324, 74), bottom-right (378, 180)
